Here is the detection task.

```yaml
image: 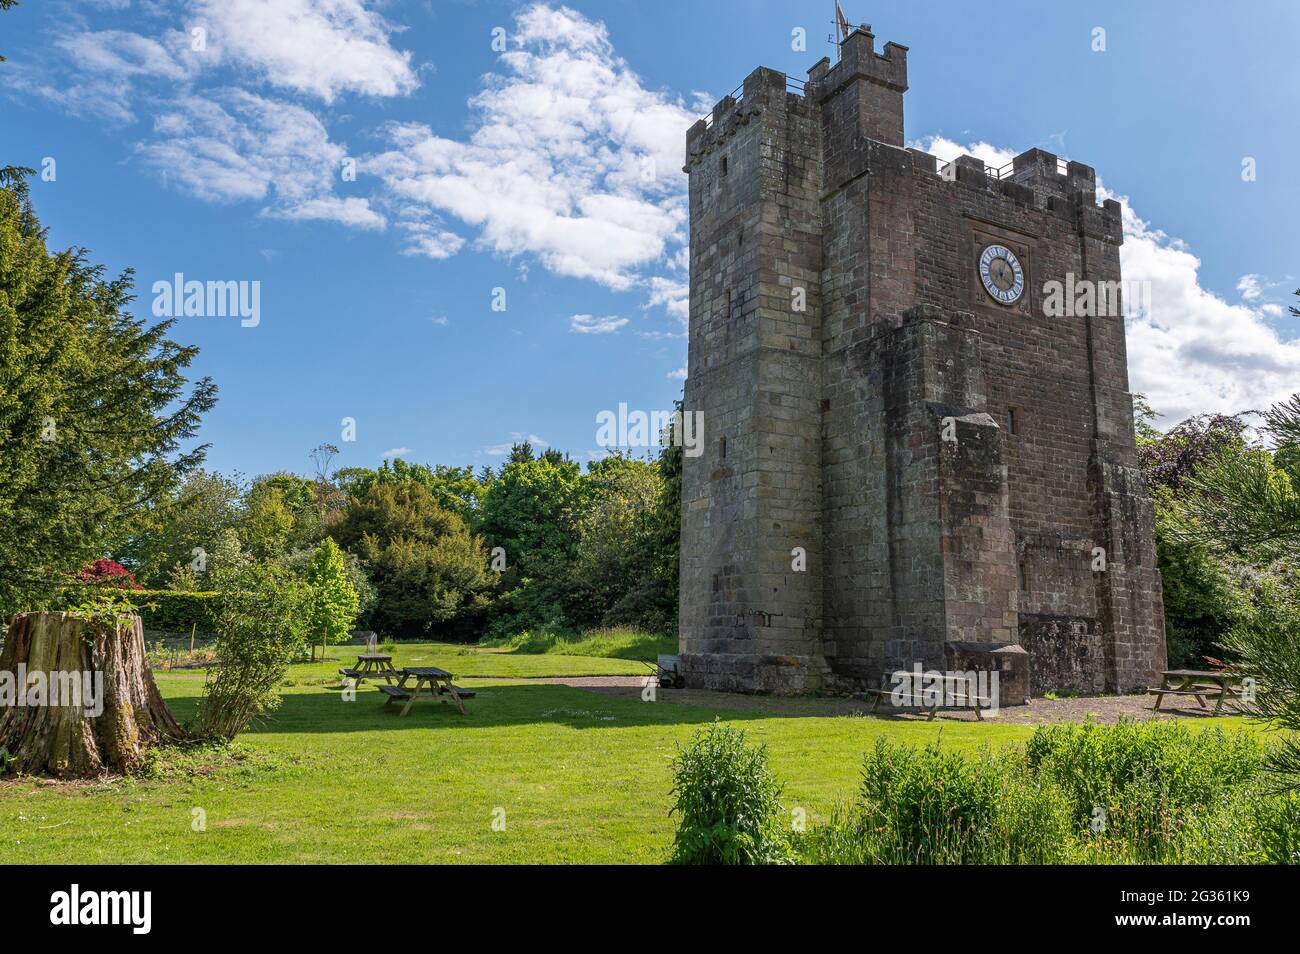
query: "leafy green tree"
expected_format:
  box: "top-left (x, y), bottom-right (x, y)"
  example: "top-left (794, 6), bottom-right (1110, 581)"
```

top-left (1132, 393), bottom-right (1162, 447)
top-left (478, 455), bottom-right (583, 630)
top-left (0, 174), bottom-right (216, 617)
top-left (1175, 402), bottom-right (1300, 558)
top-left (1138, 408), bottom-right (1264, 666)
top-left (253, 472), bottom-right (323, 552)
top-left (115, 470), bottom-right (242, 587)
top-left (303, 538), bottom-right (360, 661)
top-left (626, 415), bottom-right (684, 633)
top-left (281, 544), bottom-right (376, 623)
top-left (242, 480), bottom-right (295, 560)
top-left (332, 481), bottom-right (493, 635)
top-left (336, 460), bottom-right (488, 527)
top-left (567, 454), bottom-right (663, 626)
top-left (1151, 490), bottom-right (1250, 667)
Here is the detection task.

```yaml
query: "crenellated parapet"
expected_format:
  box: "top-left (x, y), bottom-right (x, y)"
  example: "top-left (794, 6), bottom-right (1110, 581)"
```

top-left (684, 67), bottom-right (812, 171)
top-left (912, 146), bottom-right (1124, 243)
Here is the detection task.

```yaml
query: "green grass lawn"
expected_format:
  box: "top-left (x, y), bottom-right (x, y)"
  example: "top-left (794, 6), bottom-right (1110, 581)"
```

top-left (0, 642), bottom-right (1256, 864)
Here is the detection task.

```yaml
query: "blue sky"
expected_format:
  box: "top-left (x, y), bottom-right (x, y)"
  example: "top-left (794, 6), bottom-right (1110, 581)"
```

top-left (2, 0), bottom-right (1297, 478)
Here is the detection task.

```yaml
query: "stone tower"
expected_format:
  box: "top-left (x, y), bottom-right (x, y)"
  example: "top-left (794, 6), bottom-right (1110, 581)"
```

top-left (678, 28), bottom-right (1166, 699)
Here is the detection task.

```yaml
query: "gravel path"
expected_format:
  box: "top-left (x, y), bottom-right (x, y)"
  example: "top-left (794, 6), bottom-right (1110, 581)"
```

top-left (532, 676), bottom-right (1250, 724)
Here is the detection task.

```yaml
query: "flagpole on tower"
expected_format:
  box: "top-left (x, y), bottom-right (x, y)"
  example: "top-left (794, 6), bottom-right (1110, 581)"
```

top-left (834, 1), bottom-right (849, 59)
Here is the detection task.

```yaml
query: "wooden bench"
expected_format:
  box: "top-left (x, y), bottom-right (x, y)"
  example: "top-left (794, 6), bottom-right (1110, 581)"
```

top-left (864, 671), bottom-right (993, 721)
top-left (1146, 686), bottom-right (1218, 710)
top-left (377, 684), bottom-right (476, 702)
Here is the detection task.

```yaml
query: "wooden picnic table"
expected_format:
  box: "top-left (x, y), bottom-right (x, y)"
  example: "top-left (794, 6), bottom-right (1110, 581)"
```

top-left (338, 653), bottom-right (398, 685)
top-left (377, 666), bottom-right (474, 716)
top-left (863, 670), bottom-right (992, 721)
top-left (1149, 669), bottom-right (1246, 714)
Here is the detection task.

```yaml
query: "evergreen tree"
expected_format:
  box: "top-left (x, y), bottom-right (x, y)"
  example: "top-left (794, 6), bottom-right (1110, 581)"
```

top-left (0, 173), bottom-right (216, 617)
top-left (1176, 391), bottom-right (1300, 784)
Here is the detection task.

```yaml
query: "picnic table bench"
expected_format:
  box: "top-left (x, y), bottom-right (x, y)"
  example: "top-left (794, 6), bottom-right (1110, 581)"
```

top-left (379, 666), bottom-right (475, 716)
top-left (863, 670), bottom-right (992, 720)
top-left (1148, 670), bottom-right (1249, 714)
top-left (338, 653), bottom-right (399, 685)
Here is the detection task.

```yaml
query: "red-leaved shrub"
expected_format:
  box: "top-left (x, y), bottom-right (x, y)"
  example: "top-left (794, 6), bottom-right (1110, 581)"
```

top-left (75, 558), bottom-right (144, 590)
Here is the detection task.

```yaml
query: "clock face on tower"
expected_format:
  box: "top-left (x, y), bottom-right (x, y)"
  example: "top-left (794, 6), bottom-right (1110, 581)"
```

top-left (978, 244), bottom-right (1025, 305)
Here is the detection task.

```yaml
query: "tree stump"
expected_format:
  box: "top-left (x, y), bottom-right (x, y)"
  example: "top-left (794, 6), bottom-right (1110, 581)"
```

top-left (0, 611), bottom-right (182, 778)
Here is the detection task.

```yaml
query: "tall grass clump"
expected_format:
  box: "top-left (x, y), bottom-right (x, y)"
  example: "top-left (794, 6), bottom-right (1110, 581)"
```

top-left (668, 722), bottom-right (794, 865)
top-left (779, 721), bottom-right (1295, 864)
top-left (797, 738), bottom-right (1073, 864)
top-left (1026, 719), bottom-right (1263, 860)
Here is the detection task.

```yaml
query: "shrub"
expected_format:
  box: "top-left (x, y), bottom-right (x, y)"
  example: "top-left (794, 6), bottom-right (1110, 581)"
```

top-left (73, 558), bottom-right (144, 589)
top-left (133, 589), bottom-right (222, 634)
top-left (1221, 570), bottom-right (1300, 784)
top-left (196, 561), bottom-right (308, 741)
top-left (669, 723), bottom-right (794, 865)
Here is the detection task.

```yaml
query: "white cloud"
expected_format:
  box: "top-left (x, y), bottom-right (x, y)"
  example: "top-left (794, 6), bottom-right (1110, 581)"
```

top-left (138, 89), bottom-right (382, 227)
top-left (190, 0), bottom-right (419, 103)
top-left (365, 3), bottom-right (695, 303)
top-left (915, 135), bottom-right (1300, 426)
top-left (55, 30), bottom-right (188, 82)
top-left (645, 275), bottom-right (688, 325)
top-left (1113, 200), bottom-right (1300, 424)
top-left (1237, 273), bottom-right (1264, 301)
top-left (570, 313), bottom-right (628, 334)
top-left (380, 447), bottom-right (411, 459)
top-left (15, 2), bottom-right (413, 225)
top-left (279, 196), bottom-right (386, 230)
top-left (912, 136), bottom-right (1017, 171)
top-left (667, 366), bottom-right (687, 380)
top-left (397, 220), bottom-right (466, 260)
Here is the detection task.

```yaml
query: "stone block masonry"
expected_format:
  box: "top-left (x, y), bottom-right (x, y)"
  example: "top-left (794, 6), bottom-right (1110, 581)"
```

top-left (678, 28), bottom-right (1166, 698)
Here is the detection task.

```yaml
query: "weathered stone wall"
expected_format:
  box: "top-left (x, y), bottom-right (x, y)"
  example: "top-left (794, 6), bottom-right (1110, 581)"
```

top-left (679, 27), bottom-right (1165, 696)
top-left (680, 68), bottom-right (828, 692)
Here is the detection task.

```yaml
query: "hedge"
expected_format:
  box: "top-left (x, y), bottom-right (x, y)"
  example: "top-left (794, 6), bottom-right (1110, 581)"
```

top-left (132, 589), bottom-right (222, 634)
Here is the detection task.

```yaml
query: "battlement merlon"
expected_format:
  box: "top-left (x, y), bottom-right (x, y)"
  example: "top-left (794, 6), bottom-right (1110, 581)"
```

top-left (807, 27), bottom-right (908, 97)
top-left (685, 67), bottom-right (802, 168)
top-left (685, 28), bottom-right (908, 165)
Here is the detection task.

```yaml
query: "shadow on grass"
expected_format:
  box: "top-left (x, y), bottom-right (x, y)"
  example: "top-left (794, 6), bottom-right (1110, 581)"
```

top-left (496, 631), bottom-right (674, 662)
top-left (212, 682), bottom-right (775, 736)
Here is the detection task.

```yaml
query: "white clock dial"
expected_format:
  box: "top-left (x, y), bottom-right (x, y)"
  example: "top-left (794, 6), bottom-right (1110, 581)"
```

top-left (978, 244), bottom-right (1025, 305)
